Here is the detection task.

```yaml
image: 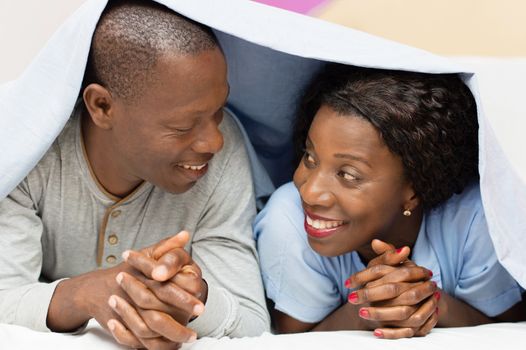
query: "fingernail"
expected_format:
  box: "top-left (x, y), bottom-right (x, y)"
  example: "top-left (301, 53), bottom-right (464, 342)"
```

top-left (396, 247), bottom-right (404, 254)
top-left (359, 308), bottom-right (369, 319)
top-left (348, 291), bottom-right (358, 303)
top-left (344, 278), bottom-right (351, 289)
top-left (122, 251), bottom-right (130, 261)
top-left (434, 291), bottom-right (441, 301)
top-left (435, 307), bottom-right (439, 315)
top-left (152, 266), bottom-right (168, 280)
top-left (193, 303), bottom-right (205, 316)
top-left (432, 281), bottom-right (437, 288)
top-left (108, 296), bottom-right (117, 308)
top-left (428, 270), bottom-right (433, 277)
top-left (373, 329), bottom-right (384, 338)
top-left (181, 265), bottom-right (199, 278)
top-left (187, 333), bottom-right (197, 343)
top-left (115, 273), bottom-right (123, 285)
top-left (107, 319), bottom-right (116, 331)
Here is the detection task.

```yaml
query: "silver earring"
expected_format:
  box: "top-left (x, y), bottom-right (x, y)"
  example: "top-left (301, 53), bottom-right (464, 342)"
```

top-left (403, 209), bottom-right (412, 217)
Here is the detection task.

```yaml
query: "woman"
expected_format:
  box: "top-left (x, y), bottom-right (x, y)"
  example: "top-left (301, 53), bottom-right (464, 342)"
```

top-left (254, 64), bottom-right (524, 339)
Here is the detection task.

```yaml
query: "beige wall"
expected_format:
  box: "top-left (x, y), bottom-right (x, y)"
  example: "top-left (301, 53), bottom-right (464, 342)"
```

top-left (316, 0), bottom-right (526, 56)
top-left (0, 0), bottom-right (88, 83)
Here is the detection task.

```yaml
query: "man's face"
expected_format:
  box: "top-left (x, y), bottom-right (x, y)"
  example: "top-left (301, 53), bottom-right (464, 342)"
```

top-left (110, 48), bottom-right (228, 193)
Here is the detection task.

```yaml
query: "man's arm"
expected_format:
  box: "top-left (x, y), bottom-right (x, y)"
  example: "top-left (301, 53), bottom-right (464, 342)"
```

top-left (0, 180), bottom-right (61, 331)
top-left (188, 117), bottom-right (270, 338)
top-left (0, 179), bottom-right (201, 349)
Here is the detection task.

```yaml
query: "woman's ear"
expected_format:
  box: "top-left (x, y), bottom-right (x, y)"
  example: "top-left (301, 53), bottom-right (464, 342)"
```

top-left (402, 183), bottom-right (421, 213)
top-left (82, 83), bottom-right (115, 130)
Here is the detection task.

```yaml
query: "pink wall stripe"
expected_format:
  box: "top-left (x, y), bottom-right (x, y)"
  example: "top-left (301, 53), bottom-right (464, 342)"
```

top-left (253, 0), bottom-right (329, 14)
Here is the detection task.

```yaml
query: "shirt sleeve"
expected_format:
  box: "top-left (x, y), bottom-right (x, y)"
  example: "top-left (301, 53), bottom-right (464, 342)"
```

top-left (0, 179), bottom-right (60, 332)
top-left (189, 119), bottom-right (270, 338)
top-left (453, 195), bottom-right (522, 317)
top-left (254, 183), bottom-right (342, 323)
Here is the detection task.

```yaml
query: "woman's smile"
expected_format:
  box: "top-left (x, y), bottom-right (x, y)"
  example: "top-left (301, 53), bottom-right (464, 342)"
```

top-left (303, 209), bottom-right (347, 239)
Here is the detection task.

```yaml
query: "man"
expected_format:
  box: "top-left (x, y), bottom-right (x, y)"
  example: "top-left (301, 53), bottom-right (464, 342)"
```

top-left (0, 0), bottom-right (269, 348)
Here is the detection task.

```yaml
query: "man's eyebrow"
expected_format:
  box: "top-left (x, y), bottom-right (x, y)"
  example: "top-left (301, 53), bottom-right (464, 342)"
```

top-left (334, 153), bottom-right (372, 168)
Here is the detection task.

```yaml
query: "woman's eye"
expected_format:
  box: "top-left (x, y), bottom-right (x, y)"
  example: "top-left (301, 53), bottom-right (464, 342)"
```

top-left (339, 171), bottom-right (357, 182)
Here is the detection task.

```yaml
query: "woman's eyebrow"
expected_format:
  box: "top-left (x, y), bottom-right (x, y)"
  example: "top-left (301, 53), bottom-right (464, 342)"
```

top-left (334, 153), bottom-right (372, 168)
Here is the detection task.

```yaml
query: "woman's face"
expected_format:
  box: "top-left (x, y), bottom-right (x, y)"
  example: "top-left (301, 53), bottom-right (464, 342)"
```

top-left (293, 105), bottom-right (416, 257)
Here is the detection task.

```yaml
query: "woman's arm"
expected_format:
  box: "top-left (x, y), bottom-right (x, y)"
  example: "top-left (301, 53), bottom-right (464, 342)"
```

top-left (437, 291), bottom-right (526, 327)
top-left (272, 303), bottom-right (371, 334)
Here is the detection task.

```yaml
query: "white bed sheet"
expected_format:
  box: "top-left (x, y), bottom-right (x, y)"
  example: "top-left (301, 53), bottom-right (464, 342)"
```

top-left (1, 319), bottom-right (525, 350)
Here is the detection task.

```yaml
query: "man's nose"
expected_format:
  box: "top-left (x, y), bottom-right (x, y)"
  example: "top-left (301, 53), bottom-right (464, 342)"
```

top-left (192, 119), bottom-right (224, 154)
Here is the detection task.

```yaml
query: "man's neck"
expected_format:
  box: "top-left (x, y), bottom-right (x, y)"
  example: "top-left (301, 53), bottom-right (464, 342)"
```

top-left (80, 113), bottom-right (142, 199)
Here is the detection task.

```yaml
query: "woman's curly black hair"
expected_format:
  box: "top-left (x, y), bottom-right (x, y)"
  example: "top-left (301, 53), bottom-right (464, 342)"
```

top-left (294, 64), bottom-right (479, 209)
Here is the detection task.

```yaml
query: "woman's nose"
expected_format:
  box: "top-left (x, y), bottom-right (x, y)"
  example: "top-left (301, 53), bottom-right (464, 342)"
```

top-left (298, 172), bottom-right (336, 208)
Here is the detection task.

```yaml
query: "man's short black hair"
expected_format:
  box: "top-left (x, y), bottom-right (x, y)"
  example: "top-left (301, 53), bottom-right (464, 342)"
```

top-left (295, 64), bottom-right (479, 209)
top-left (81, 0), bottom-right (219, 101)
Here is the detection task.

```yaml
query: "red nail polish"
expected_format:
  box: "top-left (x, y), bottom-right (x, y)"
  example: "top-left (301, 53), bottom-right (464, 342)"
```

top-left (359, 308), bottom-right (369, 318)
top-left (428, 270), bottom-right (433, 277)
top-left (373, 329), bottom-right (384, 338)
top-left (344, 278), bottom-right (351, 289)
top-left (435, 307), bottom-right (439, 315)
top-left (432, 281), bottom-right (437, 288)
top-left (396, 247), bottom-right (403, 254)
top-left (348, 291), bottom-right (358, 303)
top-left (434, 291), bottom-right (441, 301)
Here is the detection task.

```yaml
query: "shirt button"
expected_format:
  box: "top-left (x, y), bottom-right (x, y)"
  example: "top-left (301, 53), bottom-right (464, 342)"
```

top-left (111, 210), bottom-right (122, 218)
top-left (106, 255), bottom-right (117, 264)
top-left (108, 234), bottom-right (119, 245)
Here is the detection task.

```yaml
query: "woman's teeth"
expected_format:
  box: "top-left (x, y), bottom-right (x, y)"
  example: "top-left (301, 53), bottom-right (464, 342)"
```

top-left (306, 215), bottom-right (344, 229)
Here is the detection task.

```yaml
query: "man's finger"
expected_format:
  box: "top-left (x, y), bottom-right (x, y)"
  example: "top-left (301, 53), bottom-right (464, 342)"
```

top-left (108, 294), bottom-right (158, 339)
top-left (172, 264), bottom-right (204, 298)
top-left (140, 336), bottom-right (184, 350)
top-left (139, 308), bottom-right (197, 344)
top-left (107, 318), bottom-right (144, 348)
top-left (123, 250), bottom-right (157, 279)
top-left (152, 249), bottom-right (192, 281)
top-left (151, 231), bottom-right (190, 259)
top-left (116, 272), bottom-right (174, 314)
top-left (130, 273), bottom-right (205, 318)
top-left (365, 266), bottom-right (433, 289)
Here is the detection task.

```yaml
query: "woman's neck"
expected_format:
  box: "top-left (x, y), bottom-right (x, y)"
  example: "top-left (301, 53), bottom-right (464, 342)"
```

top-left (357, 206), bottom-right (425, 264)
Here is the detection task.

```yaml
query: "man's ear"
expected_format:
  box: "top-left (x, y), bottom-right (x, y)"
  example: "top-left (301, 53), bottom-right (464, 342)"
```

top-left (82, 83), bottom-right (115, 130)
